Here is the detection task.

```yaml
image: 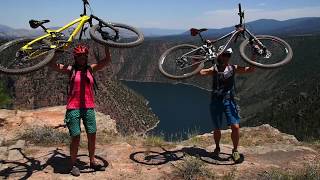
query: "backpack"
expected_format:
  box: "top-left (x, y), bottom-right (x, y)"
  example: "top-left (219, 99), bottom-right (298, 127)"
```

top-left (213, 64), bottom-right (237, 98)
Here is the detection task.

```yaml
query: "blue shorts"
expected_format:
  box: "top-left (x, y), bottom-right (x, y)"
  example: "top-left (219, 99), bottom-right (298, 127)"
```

top-left (210, 97), bottom-right (240, 130)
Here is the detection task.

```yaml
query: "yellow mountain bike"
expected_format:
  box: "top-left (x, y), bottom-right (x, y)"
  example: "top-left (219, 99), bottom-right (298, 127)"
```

top-left (0, 0), bottom-right (144, 74)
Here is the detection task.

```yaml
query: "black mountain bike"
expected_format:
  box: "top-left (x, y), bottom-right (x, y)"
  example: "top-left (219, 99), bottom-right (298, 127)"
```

top-left (159, 3), bottom-right (293, 79)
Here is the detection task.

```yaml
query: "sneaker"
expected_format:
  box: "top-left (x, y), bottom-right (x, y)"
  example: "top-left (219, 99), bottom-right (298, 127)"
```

top-left (90, 163), bottom-right (106, 171)
top-left (70, 166), bottom-right (80, 176)
top-left (232, 150), bottom-right (241, 163)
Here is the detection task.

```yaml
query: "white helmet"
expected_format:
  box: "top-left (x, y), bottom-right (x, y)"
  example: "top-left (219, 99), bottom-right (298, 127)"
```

top-left (218, 46), bottom-right (233, 54)
top-left (225, 48), bottom-right (233, 54)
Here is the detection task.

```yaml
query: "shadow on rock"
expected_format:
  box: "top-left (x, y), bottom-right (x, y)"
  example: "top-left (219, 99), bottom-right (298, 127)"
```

top-left (0, 148), bottom-right (109, 179)
top-left (130, 146), bottom-right (244, 166)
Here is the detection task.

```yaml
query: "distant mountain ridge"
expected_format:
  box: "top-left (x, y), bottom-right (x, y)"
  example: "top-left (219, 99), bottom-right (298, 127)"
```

top-left (185, 17), bottom-right (320, 37)
top-left (140, 28), bottom-right (185, 37)
top-left (1, 17), bottom-right (320, 38)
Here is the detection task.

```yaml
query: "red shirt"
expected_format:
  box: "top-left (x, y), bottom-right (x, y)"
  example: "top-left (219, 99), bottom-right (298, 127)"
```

top-left (66, 69), bottom-right (95, 109)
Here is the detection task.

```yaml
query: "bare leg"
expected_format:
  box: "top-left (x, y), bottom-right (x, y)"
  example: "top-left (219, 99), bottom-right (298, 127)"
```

top-left (231, 124), bottom-right (240, 151)
top-left (213, 129), bottom-right (221, 149)
top-left (87, 133), bottom-right (96, 164)
top-left (70, 135), bottom-right (80, 166)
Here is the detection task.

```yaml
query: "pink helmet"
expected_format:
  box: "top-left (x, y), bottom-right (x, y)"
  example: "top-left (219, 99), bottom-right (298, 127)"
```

top-left (73, 44), bottom-right (89, 56)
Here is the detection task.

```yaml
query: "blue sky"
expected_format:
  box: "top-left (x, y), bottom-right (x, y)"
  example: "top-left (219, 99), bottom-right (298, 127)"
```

top-left (1, 0), bottom-right (320, 29)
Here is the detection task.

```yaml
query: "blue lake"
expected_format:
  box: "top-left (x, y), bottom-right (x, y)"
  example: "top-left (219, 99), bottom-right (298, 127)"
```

top-left (122, 81), bottom-right (214, 140)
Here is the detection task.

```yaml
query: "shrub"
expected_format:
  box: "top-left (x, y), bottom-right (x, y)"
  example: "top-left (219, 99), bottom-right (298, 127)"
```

top-left (0, 81), bottom-right (11, 107)
top-left (172, 155), bottom-right (216, 180)
top-left (20, 126), bottom-right (70, 146)
top-left (261, 162), bottom-right (320, 180)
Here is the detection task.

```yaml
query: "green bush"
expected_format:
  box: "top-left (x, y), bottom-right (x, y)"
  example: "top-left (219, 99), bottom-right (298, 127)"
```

top-left (0, 81), bottom-right (11, 108)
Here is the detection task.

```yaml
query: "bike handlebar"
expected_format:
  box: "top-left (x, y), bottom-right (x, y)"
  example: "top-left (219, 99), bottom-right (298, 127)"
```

top-left (83, 0), bottom-right (89, 5)
top-left (238, 3), bottom-right (243, 25)
top-left (82, 0), bottom-right (89, 15)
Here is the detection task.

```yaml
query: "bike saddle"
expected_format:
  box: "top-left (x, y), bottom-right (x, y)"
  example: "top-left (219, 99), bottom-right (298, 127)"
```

top-left (190, 28), bottom-right (208, 36)
top-left (29, 19), bottom-right (50, 29)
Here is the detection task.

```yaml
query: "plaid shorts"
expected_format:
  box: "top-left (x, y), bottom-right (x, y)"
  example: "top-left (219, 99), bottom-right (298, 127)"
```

top-left (64, 108), bottom-right (97, 136)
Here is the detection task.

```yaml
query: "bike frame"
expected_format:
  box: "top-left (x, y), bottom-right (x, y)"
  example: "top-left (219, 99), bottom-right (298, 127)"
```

top-left (179, 29), bottom-right (248, 68)
top-left (21, 15), bottom-right (91, 51)
top-left (181, 4), bottom-right (266, 68)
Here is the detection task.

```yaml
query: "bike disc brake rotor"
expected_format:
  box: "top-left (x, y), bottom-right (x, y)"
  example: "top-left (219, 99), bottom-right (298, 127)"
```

top-left (264, 50), bottom-right (272, 58)
top-left (98, 26), bottom-right (120, 42)
top-left (176, 56), bottom-right (188, 69)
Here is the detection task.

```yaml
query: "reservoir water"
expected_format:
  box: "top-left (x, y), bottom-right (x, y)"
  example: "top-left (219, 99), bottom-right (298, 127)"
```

top-left (122, 81), bottom-right (214, 140)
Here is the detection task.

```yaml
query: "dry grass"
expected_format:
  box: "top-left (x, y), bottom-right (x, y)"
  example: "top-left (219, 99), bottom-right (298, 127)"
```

top-left (97, 131), bottom-right (145, 147)
top-left (183, 135), bottom-right (213, 148)
top-left (20, 126), bottom-right (70, 146)
top-left (181, 128), bottom-right (291, 148)
top-left (303, 139), bottom-right (320, 152)
top-left (24, 147), bottom-right (40, 156)
top-left (143, 135), bottom-right (166, 147)
top-left (171, 155), bottom-right (216, 180)
top-left (96, 128), bottom-right (120, 145)
top-left (121, 134), bottom-right (144, 146)
top-left (222, 167), bottom-right (237, 180)
top-left (142, 135), bottom-right (176, 150)
top-left (261, 161), bottom-right (320, 180)
top-left (218, 129), bottom-right (292, 147)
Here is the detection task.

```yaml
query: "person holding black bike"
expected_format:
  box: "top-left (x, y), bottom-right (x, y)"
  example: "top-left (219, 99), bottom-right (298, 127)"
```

top-left (199, 47), bottom-right (255, 163)
top-left (49, 44), bottom-right (111, 176)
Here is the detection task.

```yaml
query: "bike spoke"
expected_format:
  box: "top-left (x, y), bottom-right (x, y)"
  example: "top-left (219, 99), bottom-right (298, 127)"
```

top-left (244, 38), bottom-right (289, 65)
top-left (160, 45), bottom-right (206, 78)
top-left (96, 25), bottom-right (139, 44)
top-left (0, 39), bottom-right (53, 73)
top-left (180, 58), bottom-right (206, 70)
top-left (5, 58), bottom-right (20, 68)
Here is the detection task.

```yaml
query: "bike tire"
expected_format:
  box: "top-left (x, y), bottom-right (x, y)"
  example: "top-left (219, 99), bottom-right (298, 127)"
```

top-left (0, 38), bottom-right (55, 75)
top-left (239, 35), bottom-right (293, 68)
top-left (158, 44), bottom-right (205, 79)
top-left (90, 22), bottom-right (144, 48)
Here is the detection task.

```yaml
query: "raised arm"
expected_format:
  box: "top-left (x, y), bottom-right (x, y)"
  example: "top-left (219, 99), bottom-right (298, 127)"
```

top-left (234, 65), bottom-right (255, 74)
top-left (235, 48), bottom-right (256, 74)
top-left (199, 66), bottom-right (216, 76)
top-left (48, 53), bottom-right (72, 74)
top-left (91, 46), bottom-right (111, 72)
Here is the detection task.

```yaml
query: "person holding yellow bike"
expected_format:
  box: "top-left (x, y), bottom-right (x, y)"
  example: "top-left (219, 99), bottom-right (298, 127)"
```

top-left (49, 44), bottom-right (111, 176)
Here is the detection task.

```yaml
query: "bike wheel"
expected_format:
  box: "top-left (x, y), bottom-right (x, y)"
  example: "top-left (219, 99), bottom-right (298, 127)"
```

top-left (239, 35), bottom-right (293, 68)
top-left (158, 44), bottom-right (205, 79)
top-left (0, 38), bottom-right (55, 75)
top-left (90, 22), bottom-right (144, 48)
